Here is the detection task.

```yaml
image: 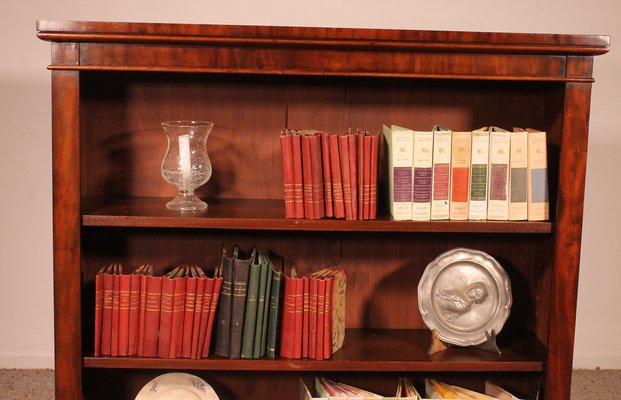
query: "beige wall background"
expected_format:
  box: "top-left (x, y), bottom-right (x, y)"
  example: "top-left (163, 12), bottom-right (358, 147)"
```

top-left (0, 0), bottom-right (618, 369)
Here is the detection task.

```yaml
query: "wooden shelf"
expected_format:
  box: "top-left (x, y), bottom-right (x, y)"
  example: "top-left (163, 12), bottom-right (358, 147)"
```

top-left (83, 329), bottom-right (545, 372)
top-left (81, 197), bottom-right (553, 233)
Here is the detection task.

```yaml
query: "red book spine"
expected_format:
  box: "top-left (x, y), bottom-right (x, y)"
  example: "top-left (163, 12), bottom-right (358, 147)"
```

top-left (293, 277), bottom-right (304, 358)
top-left (137, 272), bottom-right (148, 356)
top-left (302, 276), bottom-right (310, 358)
top-left (323, 276), bottom-right (334, 359)
top-left (118, 274), bottom-right (131, 356)
top-left (100, 273), bottom-right (114, 356)
top-left (202, 276), bottom-right (223, 357)
top-left (111, 272), bottom-right (121, 356)
top-left (127, 273), bottom-right (141, 356)
top-left (309, 278), bottom-right (318, 360)
top-left (348, 133), bottom-right (359, 220)
top-left (279, 274), bottom-right (297, 358)
top-left (320, 133), bottom-right (333, 217)
top-left (357, 132), bottom-right (365, 220)
top-left (169, 275), bottom-right (187, 358)
top-left (142, 275), bottom-right (162, 357)
top-left (291, 133), bottom-right (305, 218)
top-left (363, 135), bottom-right (372, 220)
top-left (181, 274), bottom-right (197, 358)
top-left (315, 278), bottom-right (326, 361)
top-left (338, 135), bottom-right (354, 220)
top-left (370, 133), bottom-right (379, 219)
top-left (329, 134), bottom-right (345, 219)
top-left (197, 277), bottom-right (215, 358)
top-left (301, 134), bottom-right (315, 219)
top-left (94, 272), bottom-right (104, 356)
top-left (157, 276), bottom-right (175, 358)
top-left (280, 132), bottom-right (296, 218)
top-left (190, 276), bottom-right (206, 359)
top-left (310, 134), bottom-right (325, 219)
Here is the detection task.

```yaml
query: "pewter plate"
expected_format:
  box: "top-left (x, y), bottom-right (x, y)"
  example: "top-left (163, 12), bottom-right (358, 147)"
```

top-left (418, 248), bottom-right (512, 346)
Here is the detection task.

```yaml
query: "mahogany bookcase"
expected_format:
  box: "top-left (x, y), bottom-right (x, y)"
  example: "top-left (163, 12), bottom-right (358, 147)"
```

top-left (37, 20), bottom-right (609, 400)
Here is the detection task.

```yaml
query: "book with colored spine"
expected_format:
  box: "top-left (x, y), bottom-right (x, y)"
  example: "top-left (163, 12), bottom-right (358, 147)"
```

top-left (469, 127), bottom-right (490, 220)
top-left (431, 125), bottom-right (452, 220)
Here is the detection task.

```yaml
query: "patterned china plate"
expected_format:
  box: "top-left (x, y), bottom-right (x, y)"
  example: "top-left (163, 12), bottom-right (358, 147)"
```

top-left (135, 373), bottom-right (219, 400)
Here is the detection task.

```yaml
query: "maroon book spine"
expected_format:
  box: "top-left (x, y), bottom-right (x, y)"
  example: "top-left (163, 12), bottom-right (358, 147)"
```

top-left (181, 272), bottom-right (197, 358)
top-left (348, 133), bottom-right (359, 220)
top-left (329, 134), bottom-right (345, 219)
top-left (110, 270), bottom-right (121, 357)
top-left (94, 271), bottom-right (104, 356)
top-left (157, 275), bottom-right (175, 358)
top-left (127, 272), bottom-right (141, 356)
top-left (280, 132), bottom-right (296, 218)
top-left (320, 132), bottom-right (334, 217)
top-left (363, 135), bottom-right (372, 220)
top-left (142, 275), bottom-right (162, 357)
top-left (190, 275), bottom-right (206, 359)
top-left (279, 274), bottom-right (297, 358)
top-left (370, 133), bottom-right (379, 219)
top-left (291, 133), bottom-right (305, 218)
top-left (169, 274), bottom-right (187, 358)
top-left (338, 135), bottom-right (353, 220)
top-left (202, 277), bottom-right (223, 358)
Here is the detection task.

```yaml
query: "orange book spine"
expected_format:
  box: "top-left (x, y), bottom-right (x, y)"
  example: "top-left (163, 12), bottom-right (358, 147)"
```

top-left (190, 275), bottom-right (206, 359)
top-left (315, 278), bottom-right (326, 361)
top-left (370, 133), bottom-right (379, 219)
top-left (279, 274), bottom-right (297, 358)
top-left (338, 134), bottom-right (353, 220)
top-left (323, 277), bottom-right (334, 359)
top-left (142, 275), bottom-right (162, 357)
top-left (181, 273), bottom-right (197, 358)
top-left (363, 135), bottom-right (372, 220)
top-left (110, 270), bottom-right (121, 356)
top-left (169, 274), bottom-right (187, 358)
top-left (280, 132), bottom-right (296, 218)
top-left (320, 132), bottom-right (334, 217)
top-left (329, 134), bottom-right (345, 219)
top-left (157, 276), bottom-right (175, 358)
top-left (202, 276), bottom-right (223, 357)
top-left (94, 271), bottom-right (104, 356)
top-left (197, 277), bottom-right (215, 358)
top-left (291, 133), bottom-right (305, 218)
top-left (127, 273), bottom-right (141, 356)
top-left (100, 273), bottom-right (114, 356)
top-left (348, 133), bottom-right (359, 220)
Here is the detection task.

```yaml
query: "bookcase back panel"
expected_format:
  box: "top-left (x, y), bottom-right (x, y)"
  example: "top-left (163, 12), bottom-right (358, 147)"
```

top-left (80, 72), bottom-right (562, 218)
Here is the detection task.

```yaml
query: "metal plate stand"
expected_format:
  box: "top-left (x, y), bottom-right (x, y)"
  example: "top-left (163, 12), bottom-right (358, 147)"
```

top-left (427, 329), bottom-right (501, 355)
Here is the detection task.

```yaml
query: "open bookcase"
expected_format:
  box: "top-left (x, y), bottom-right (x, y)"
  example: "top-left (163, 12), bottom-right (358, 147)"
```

top-left (38, 21), bottom-right (609, 400)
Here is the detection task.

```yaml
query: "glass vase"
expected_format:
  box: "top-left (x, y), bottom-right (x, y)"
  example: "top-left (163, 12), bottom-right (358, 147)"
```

top-left (161, 120), bottom-right (213, 211)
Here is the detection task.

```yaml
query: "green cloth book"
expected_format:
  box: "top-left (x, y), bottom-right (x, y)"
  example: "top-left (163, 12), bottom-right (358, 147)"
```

top-left (254, 254), bottom-right (272, 358)
top-left (265, 266), bottom-right (282, 358)
top-left (241, 254), bottom-right (262, 358)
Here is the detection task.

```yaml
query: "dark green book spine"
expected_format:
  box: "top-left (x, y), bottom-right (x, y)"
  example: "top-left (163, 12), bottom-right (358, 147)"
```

top-left (241, 260), bottom-right (261, 358)
top-left (214, 250), bottom-right (235, 358)
top-left (253, 256), bottom-right (270, 358)
top-left (265, 269), bottom-right (282, 358)
top-left (228, 250), bottom-right (255, 359)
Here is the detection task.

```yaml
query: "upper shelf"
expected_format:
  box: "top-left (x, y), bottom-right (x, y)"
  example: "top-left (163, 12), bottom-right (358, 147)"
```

top-left (81, 197), bottom-right (553, 233)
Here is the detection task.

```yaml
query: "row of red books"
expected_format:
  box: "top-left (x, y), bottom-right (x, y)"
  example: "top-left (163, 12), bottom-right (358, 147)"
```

top-left (280, 267), bottom-right (346, 360)
top-left (280, 129), bottom-right (380, 220)
top-left (94, 263), bottom-right (223, 359)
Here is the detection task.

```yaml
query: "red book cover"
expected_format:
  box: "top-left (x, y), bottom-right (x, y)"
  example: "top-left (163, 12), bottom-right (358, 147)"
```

top-left (190, 268), bottom-right (206, 359)
top-left (279, 273), bottom-right (297, 358)
top-left (137, 265), bottom-right (151, 356)
top-left (197, 275), bottom-right (215, 358)
top-left (142, 274), bottom-right (162, 357)
top-left (309, 277), bottom-right (318, 360)
top-left (320, 132), bottom-right (334, 217)
top-left (357, 132), bottom-right (365, 220)
top-left (293, 276), bottom-right (304, 358)
top-left (329, 134), bottom-right (345, 219)
top-left (202, 276), bottom-right (223, 358)
top-left (169, 269), bottom-right (187, 358)
top-left (338, 134), bottom-right (354, 220)
top-left (309, 133), bottom-right (325, 219)
top-left (348, 133), bottom-right (359, 220)
top-left (370, 133), bottom-right (379, 219)
top-left (315, 278), bottom-right (326, 361)
top-left (157, 269), bottom-right (177, 358)
top-left (110, 264), bottom-right (121, 357)
top-left (280, 131), bottom-right (296, 218)
top-left (181, 267), bottom-right (197, 358)
top-left (301, 134), bottom-right (315, 219)
top-left (302, 276), bottom-right (310, 358)
top-left (291, 132), bottom-right (305, 218)
top-left (118, 273), bottom-right (131, 356)
top-left (363, 135), bottom-right (372, 220)
top-left (127, 267), bottom-right (143, 356)
top-left (94, 264), bottom-right (108, 356)
top-left (323, 276), bottom-right (334, 359)
top-left (100, 266), bottom-right (114, 356)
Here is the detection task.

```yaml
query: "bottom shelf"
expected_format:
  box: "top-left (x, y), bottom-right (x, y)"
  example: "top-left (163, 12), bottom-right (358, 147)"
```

top-left (84, 329), bottom-right (545, 372)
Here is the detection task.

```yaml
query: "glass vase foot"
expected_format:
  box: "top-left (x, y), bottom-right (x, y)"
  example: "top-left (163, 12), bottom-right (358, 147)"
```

top-left (166, 192), bottom-right (208, 211)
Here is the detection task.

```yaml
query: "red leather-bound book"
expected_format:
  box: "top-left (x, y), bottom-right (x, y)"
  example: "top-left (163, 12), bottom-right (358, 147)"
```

top-left (309, 133), bottom-right (325, 219)
top-left (142, 273), bottom-right (162, 357)
top-left (110, 263), bottom-right (122, 357)
top-left (279, 273), bottom-right (297, 358)
top-left (320, 132), bottom-right (333, 218)
top-left (347, 133), bottom-right (359, 220)
top-left (169, 267), bottom-right (187, 358)
top-left (302, 276), bottom-right (310, 358)
top-left (137, 265), bottom-right (152, 357)
top-left (197, 273), bottom-right (215, 358)
top-left (363, 135), bottom-right (372, 220)
top-left (329, 134), bottom-right (345, 219)
top-left (291, 132), bottom-right (305, 218)
top-left (94, 264), bottom-right (111, 356)
top-left (202, 274), bottom-right (223, 358)
top-left (127, 265), bottom-right (144, 356)
top-left (370, 133), bottom-right (379, 219)
top-left (118, 272), bottom-right (131, 356)
top-left (293, 276), bottom-right (304, 358)
top-left (190, 267), bottom-right (206, 359)
top-left (315, 278), bottom-right (326, 361)
top-left (157, 267), bottom-right (178, 358)
top-left (338, 134), bottom-right (354, 220)
top-left (323, 276), bottom-right (334, 359)
top-left (301, 134), bottom-right (315, 219)
top-left (308, 277), bottom-right (318, 360)
top-left (357, 131), bottom-right (365, 220)
top-left (181, 266), bottom-right (197, 358)
top-left (280, 131), bottom-right (296, 218)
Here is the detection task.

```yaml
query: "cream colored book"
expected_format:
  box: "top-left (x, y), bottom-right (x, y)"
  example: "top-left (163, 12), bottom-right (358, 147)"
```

top-left (383, 125), bottom-right (414, 220)
top-left (484, 381), bottom-right (521, 400)
top-left (431, 126), bottom-right (452, 220)
top-left (527, 129), bottom-right (549, 221)
top-left (469, 127), bottom-right (490, 220)
top-left (487, 127), bottom-right (511, 220)
top-left (300, 379), bottom-right (329, 400)
top-left (450, 131), bottom-right (472, 220)
top-left (412, 129), bottom-right (434, 221)
top-left (509, 129), bottom-right (528, 220)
